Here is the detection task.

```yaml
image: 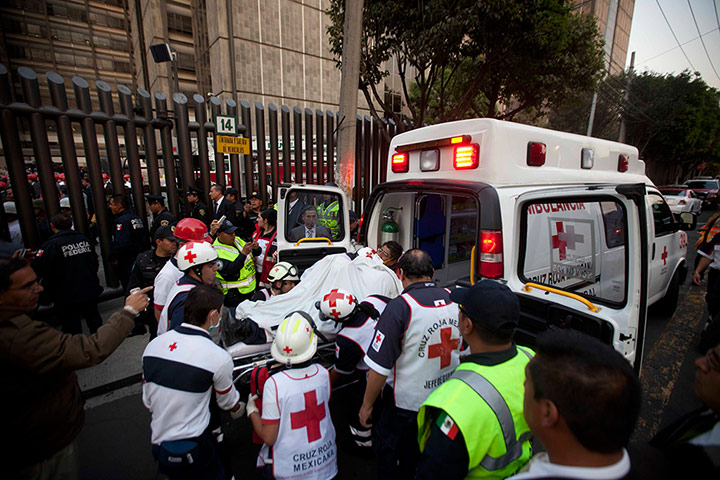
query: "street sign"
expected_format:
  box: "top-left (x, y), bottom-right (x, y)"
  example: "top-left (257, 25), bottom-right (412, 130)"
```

top-left (214, 115), bottom-right (238, 136)
top-left (216, 135), bottom-right (250, 154)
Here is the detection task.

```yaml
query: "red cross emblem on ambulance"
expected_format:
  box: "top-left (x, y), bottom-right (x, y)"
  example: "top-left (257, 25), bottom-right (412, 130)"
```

top-left (552, 221), bottom-right (584, 261)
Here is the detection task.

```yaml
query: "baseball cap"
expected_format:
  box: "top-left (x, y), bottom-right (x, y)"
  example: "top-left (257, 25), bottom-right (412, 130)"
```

top-left (218, 220), bottom-right (238, 234)
top-left (449, 280), bottom-right (519, 335)
top-left (226, 187), bottom-right (238, 197)
top-left (154, 225), bottom-right (177, 242)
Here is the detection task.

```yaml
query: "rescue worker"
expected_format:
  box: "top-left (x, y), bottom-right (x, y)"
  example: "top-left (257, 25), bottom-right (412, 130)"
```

top-left (317, 188), bottom-right (340, 240)
top-left (213, 220), bottom-right (257, 309)
top-left (142, 285), bottom-right (245, 480)
top-left (248, 311), bottom-right (338, 480)
top-left (252, 208), bottom-right (278, 286)
top-left (128, 225), bottom-right (178, 338)
top-left (186, 186), bottom-right (210, 227)
top-left (318, 288), bottom-right (389, 449)
top-left (508, 330), bottom-right (643, 480)
top-left (31, 213), bottom-right (103, 334)
top-left (146, 194), bottom-right (175, 238)
top-left (158, 240), bottom-right (218, 336)
top-left (1, 256), bottom-right (151, 478)
top-left (109, 193), bottom-right (148, 292)
top-left (153, 218), bottom-right (209, 321)
top-left (416, 280), bottom-right (534, 480)
top-left (252, 261), bottom-right (299, 301)
top-left (359, 249), bottom-right (461, 479)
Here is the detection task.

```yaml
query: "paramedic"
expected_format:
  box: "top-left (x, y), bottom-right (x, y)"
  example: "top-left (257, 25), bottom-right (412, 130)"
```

top-left (359, 249), bottom-right (461, 479)
top-left (158, 241), bottom-right (219, 335)
top-left (252, 208), bottom-right (278, 287)
top-left (416, 280), bottom-right (533, 480)
top-left (249, 311), bottom-right (338, 480)
top-left (213, 220), bottom-right (257, 308)
top-left (142, 285), bottom-right (245, 480)
top-left (252, 261), bottom-right (299, 301)
top-left (508, 330), bottom-right (643, 480)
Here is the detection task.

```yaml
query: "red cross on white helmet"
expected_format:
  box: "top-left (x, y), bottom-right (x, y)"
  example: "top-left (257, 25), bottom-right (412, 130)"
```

top-left (177, 241), bottom-right (218, 272)
top-left (319, 287), bottom-right (357, 322)
top-left (271, 311), bottom-right (318, 365)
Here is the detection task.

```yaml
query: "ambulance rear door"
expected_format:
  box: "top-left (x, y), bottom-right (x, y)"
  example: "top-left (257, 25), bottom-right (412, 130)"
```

top-left (508, 183), bottom-right (648, 371)
top-left (275, 184), bottom-right (352, 273)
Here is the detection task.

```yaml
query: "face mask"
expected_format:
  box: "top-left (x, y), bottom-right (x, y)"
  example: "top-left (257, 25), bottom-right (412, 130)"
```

top-left (208, 310), bottom-right (221, 332)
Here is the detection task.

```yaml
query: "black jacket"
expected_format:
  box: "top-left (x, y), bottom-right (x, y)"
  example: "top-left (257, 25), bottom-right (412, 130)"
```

top-left (189, 200), bottom-right (210, 227)
top-left (211, 197), bottom-right (238, 225)
top-left (110, 209), bottom-right (148, 260)
top-left (31, 229), bottom-right (102, 304)
top-left (149, 208), bottom-right (175, 237)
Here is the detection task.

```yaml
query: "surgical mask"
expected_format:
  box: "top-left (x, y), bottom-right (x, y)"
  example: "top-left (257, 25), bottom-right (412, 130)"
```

top-left (208, 310), bottom-right (221, 332)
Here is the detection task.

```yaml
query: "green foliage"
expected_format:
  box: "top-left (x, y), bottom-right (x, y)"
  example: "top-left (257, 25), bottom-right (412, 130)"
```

top-left (326, 0), bottom-right (604, 127)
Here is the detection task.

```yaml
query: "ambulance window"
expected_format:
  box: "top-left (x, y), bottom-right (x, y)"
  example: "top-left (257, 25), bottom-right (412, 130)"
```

top-left (601, 202), bottom-right (625, 249)
top-left (415, 194), bottom-right (446, 269)
top-left (520, 200), bottom-right (626, 305)
top-left (285, 189), bottom-right (345, 243)
top-left (448, 196), bottom-right (477, 264)
top-left (649, 194), bottom-right (675, 236)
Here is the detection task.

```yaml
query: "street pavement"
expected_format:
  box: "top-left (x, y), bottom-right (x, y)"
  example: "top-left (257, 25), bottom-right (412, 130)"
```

top-left (73, 212), bottom-right (715, 479)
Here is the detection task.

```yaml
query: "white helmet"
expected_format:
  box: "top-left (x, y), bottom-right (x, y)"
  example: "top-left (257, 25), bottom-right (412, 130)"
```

top-left (59, 197), bottom-right (71, 209)
top-left (271, 311), bottom-right (318, 366)
top-left (357, 247), bottom-right (381, 261)
top-left (177, 241), bottom-right (218, 272)
top-left (319, 288), bottom-right (357, 322)
top-left (267, 262), bottom-right (300, 283)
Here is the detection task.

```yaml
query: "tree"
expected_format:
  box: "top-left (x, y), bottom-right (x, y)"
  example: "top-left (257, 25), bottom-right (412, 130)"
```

top-left (326, 0), bottom-right (605, 128)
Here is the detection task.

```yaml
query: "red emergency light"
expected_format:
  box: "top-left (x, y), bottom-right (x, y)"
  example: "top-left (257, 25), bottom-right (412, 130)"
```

top-left (618, 154), bottom-right (629, 172)
top-left (527, 142), bottom-right (546, 166)
top-left (479, 230), bottom-right (503, 278)
top-left (391, 152), bottom-right (409, 173)
top-left (453, 144), bottom-right (479, 170)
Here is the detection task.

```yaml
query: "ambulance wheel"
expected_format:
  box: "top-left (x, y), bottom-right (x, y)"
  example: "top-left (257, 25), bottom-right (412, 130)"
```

top-left (655, 270), bottom-right (680, 316)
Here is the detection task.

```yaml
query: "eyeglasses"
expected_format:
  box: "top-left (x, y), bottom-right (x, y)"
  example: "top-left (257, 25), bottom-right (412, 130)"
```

top-left (377, 248), bottom-right (391, 259)
top-left (706, 347), bottom-right (720, 373)
top-left (9, 278), bottom-right (42, 292)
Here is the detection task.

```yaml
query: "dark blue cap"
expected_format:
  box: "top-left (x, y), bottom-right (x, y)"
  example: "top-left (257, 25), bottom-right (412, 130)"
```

top-left (450, 280), bottom-right (519, 334)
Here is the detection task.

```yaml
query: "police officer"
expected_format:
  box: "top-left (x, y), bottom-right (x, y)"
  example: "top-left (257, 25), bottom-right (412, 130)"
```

top-left (213, 220), bottom-right (257, 309)
top-left (186, 186), bottom-right (210, 227)
top-left (359, 249), bottom-right (461, 479)
top-left (146, 194), bottom-right (175, 237)
top-left (142, 285), bottom-right (245, 480)
top-left (109, 194), bottom-right (148, 292)
top-left (128, 225), bottom-right (178, 338)
top-left (317, 187), bottom-right (340, 240)
top-left (31, 213), bottom-right (103, 334)
top-left (252, 261), bottom-right (299, 301)
top-left (416, 280), bottom-right (534, 480)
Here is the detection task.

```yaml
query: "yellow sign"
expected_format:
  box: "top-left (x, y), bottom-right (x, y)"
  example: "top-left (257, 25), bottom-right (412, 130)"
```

top-left (216, 135), bottom-right (249, 154)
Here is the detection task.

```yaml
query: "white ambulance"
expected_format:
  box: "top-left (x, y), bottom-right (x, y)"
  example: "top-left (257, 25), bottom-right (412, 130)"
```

top-left (275, 119), bottom-right (692, 370)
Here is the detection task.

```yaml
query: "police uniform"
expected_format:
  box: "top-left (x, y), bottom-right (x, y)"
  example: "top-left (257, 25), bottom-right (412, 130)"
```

top-left (186, 187), bottom-right (210, 227)
top-left (110, 208), bottom-right (148, 291)
top-left (364, 281), bottom-right (461, 478)
top-left (158, 274), bottom-right (202, 336)
top-left (142, 322), bottom-right (240, 479)
top-left (258, 364), bottom-right (338, 480)
top-left (149, 207), bottom-right (175, 238)
top-left (31, 228), bottom-right (103, 334)
top-left (213, 233), bottom-right (257, 307)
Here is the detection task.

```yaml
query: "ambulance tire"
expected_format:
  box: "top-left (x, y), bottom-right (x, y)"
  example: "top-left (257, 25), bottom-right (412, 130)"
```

top-left (655, 270), bottom-right (680, 316)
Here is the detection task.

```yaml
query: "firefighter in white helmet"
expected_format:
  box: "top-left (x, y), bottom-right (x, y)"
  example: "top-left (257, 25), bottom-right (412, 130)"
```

top-left (158, 241), bottom-right (219, 336)
top-left (317, 288), bottom-right (390, 450)
top-left (248, 311), bottom-right (338, 480)
top-left (251, 261), bottom-right (300, 302)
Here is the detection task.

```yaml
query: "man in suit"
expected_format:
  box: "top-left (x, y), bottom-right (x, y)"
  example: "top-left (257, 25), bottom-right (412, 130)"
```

top-left (290, 206), bottom-right (331, 242)
top-left (209, 184), bottom-right (237, 226)
top-left (286, 190), bottom-right (307, 231)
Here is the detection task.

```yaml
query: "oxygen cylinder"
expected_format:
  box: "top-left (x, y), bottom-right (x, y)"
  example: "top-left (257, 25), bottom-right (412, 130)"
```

top-left (381, 208), bottom-right (400, 244)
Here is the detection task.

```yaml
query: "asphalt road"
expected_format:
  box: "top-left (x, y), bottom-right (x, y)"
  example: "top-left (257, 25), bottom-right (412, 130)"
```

top-left (76, 211), bottom-right (714, 479)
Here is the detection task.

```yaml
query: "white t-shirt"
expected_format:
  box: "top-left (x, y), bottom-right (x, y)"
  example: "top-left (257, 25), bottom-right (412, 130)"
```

top-left (153, 257), bottom-right (183, 311)
top-left (508, 449), bottom-right (630, 479)
top-left (9, 220), bottom-right (22, 246)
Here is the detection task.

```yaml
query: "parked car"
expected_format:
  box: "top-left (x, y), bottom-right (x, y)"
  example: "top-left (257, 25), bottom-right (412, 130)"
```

top-left (659, 185), bottom-right (703, 216)
top-left (683, 178), bottom-right (720, 208)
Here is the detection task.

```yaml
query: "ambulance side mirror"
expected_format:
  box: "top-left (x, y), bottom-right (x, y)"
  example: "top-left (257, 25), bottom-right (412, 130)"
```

top-left (677, 212), bottom-right (696, 231)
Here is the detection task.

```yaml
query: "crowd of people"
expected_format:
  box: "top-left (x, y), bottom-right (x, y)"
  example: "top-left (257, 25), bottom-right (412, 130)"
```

top-left (2, 169), bottom-right (719, 480)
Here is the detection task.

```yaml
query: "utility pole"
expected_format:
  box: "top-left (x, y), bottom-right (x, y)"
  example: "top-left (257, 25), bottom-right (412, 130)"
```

top-left (618, 51), bottom-right (635, 143)
top-left (336, 0), bottom-right (363, 203)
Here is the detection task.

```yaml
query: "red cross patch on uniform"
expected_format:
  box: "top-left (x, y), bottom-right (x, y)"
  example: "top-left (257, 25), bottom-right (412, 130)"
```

top-left (371, 331), bottom-right (385, 352)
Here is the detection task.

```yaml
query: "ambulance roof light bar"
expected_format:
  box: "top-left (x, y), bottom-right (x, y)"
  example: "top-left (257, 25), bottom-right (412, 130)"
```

top-left (395, 135), bottom-right (472, 153)
top-left (453, 144), bottom-right (479, 170)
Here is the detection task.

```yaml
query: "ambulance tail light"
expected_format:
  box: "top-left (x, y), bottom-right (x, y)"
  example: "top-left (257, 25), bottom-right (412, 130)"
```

top-left (453, 144), bottom-right (479, 170)
top-left (391, 152), bottom-right (409, 173)
top-left (618, 154), bottom-right (629, 172)
top-left (479, 230), bottom-right (503, 278)
top-left (527, 142), bottom-right (546, 166)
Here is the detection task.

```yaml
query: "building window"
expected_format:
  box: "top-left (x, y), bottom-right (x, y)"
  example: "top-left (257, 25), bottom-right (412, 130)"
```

top-left (176, 52), bottom-right (195, 73)
top-left (113, 60), bottom-right (132, 73)
top-left (168, 13), bottom-right (193, 36)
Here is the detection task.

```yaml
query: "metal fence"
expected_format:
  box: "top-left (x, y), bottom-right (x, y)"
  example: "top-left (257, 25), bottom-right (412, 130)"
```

top-left (0, 64), bottom-right (407, 285)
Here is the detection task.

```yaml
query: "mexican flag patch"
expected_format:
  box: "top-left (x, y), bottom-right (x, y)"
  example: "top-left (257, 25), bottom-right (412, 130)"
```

top-left (436, 411), bottom-right (459, 440)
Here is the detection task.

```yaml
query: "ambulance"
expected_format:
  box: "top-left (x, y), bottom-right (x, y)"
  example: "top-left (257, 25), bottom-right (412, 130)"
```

top-left (273, 119), bottom-right (692, 370)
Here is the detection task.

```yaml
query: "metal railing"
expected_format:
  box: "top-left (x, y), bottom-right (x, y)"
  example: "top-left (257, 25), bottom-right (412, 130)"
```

top-left (0, 64), bottom-right (408, 285)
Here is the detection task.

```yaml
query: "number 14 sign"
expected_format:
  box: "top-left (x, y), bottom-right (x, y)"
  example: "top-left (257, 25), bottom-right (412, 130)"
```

top-left (214, 115), bottom-right (238, 136)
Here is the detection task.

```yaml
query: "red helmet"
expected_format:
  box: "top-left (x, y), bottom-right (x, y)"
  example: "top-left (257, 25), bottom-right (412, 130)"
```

top-left (53, 173), bottom-right (60, 180)
top-left (27, 173), bottom-right (37, 180)
top-left (123, 174), bottom-right (130, 179)
top-left (174, 218), bottom-right (210, 242)
top-left (102, 173), bottom-right (110, 180)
